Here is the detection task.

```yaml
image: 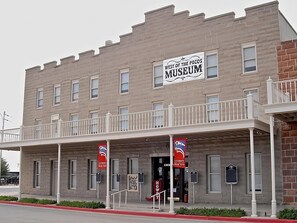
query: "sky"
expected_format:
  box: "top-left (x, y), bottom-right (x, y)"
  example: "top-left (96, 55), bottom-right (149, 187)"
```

top-left (0, 0), bottom-right (296, 171)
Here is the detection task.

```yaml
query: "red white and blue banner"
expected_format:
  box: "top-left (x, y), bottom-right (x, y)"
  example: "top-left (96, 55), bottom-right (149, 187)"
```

top-left (173, 138), bottom-right (187, 168)
top-left (97, 144), bottom-right (107, 170)
top-left (163, 52), bottom-right (204, 85)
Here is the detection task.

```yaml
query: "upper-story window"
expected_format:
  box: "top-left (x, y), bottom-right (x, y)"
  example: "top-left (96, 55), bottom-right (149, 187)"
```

top-left (36, 88), bottom-right (44, 108)
top-left (242, 43), bottom-right (257, 73)
top-left (206, 52), bottom-right (218, 79)
top-left (70, 113), bottom-right (78, 135)
top-left (120, 69), bottom-right (129, 94)
top-left (89, 111), bottom-right (99, 134)
top-left (153, 63), bottom-right (163, 88)
top-left (90, 76), bottom-right (99, 99)
top-left (53, 84), bottom-right (61, 105)
top-left (153, 102), bottom-right (164, 128)
top-left (71, 80), bottom-right (79, 102)
top-left (119, 107), bottom-right (129, 131)
top-left (207, 95), bottom-right (219, 123)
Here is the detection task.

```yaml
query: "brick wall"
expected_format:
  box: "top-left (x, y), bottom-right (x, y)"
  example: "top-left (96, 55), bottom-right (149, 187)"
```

top-left (278, 39), bottom-right (297, 204)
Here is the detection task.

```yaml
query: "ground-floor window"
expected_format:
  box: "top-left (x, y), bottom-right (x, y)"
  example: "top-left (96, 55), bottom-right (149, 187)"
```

top-left (128, 158), bottom-right (138, 174)
top-left (111, 159), bottom-right (119, 191)
top-left (88, 159), bottom-right (97, 190)
top-left (33, 161), bottom-right (41, 188)
top-left (246, 153), bottom-right (262, 193)
top-left (69, 160), bottom-right (77, 189)
top-left (207, 155), bottom-right (221, 193)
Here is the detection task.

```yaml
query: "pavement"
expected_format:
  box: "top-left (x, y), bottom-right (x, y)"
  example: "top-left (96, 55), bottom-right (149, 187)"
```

top-left (1, 185), bottom-right (297, 223)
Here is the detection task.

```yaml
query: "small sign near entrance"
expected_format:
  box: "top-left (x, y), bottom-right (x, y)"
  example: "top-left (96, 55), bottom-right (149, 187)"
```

top-left (225, 164), bottom-right (238, 184)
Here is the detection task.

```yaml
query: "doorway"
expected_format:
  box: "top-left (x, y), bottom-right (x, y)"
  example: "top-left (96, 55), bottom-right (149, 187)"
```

top-left (152, 157), bottom-right (188, 202)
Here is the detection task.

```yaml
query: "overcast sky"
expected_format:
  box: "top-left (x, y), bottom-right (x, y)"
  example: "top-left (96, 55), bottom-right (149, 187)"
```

top-left (0, 0), bottom-right (296, 171)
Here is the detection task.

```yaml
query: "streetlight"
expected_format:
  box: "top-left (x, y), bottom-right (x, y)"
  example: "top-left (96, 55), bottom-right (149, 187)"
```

top-left (0, 111), bottom-right (9, 183)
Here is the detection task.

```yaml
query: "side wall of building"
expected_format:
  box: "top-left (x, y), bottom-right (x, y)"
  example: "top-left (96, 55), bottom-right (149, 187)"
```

top-left (278, 39), bottom-right (297, 204)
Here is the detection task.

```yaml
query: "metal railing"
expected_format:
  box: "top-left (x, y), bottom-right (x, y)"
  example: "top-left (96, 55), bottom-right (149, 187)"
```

top-left (0, 97), bottom-right (266, 144)
top-left (151, 190), bottom-right (166, 212)
top-left (111, 189), bottom-right (128, 209)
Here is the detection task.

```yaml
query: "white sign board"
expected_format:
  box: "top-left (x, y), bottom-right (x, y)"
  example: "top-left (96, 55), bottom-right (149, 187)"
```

top-left (163, 52), bottom-right (204, 85)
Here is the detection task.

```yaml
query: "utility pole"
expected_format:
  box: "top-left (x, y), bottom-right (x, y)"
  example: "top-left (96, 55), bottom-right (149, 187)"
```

top-left (0, 111), bottom-right (9, 183)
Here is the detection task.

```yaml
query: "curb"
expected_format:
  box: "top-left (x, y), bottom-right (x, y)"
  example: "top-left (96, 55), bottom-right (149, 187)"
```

top-left (0, 201), bottom-right (297, 223)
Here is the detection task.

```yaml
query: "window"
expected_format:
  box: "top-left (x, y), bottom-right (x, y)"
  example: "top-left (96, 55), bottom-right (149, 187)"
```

top-left (153, 102), bottom-right (164, 128)
top-left (206, 53), bottom-right (218, 79)
top-left (70, 114), bottom-right (78, 135)
top-left (69, 160), bottom-right (77, 189)
top-left (208, 155), bottom-right (221, 193)
top-left (33, 161), bottom-right (41, 188)
top-left (242, 43), bottom-right (257, 73)
top-left (120, 70), bottom-right (129, 94)
top-left (153, 63), bottom-right (163, 88)
top-left (53, 84), bottom-right (61, 105)
top-left (51, 114), bottom-right (59, 138)
top-left (90, 111), bottom-right (99, 134)
top-left (88, 159), bottom-right (97, 190)
top-left (119, 107), bottom-right (129, 131)
top-left (111, 159), bottom-right (119, 191)
top-left (90, 76), bottom-right (99, 99)
top-left (35, 119), bottom-right (42, 139)
top-left (247, 153), bottom-right (262, 193)
top-left (71, 80), bottom-right (79, 102)
top-left (207, 95), bottom-right (219, 122)
top-left (128, 158), bottom-right (138, 174)
top-left (36, 88), bottom-right (44, 108)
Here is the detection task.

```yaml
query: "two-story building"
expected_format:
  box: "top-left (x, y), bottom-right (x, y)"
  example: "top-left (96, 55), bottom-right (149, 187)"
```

top-left (1, 1), bottom-right (297, 218)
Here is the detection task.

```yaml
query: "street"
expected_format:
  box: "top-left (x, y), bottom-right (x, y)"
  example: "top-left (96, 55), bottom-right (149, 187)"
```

top-left (0, 203), bottom-right (242, 223)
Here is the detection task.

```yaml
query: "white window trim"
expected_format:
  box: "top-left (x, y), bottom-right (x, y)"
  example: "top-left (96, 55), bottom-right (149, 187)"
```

top-left (205, 51), bottom-right (218, 80)
top-left (242, 42), bottom-right (257, 74)
top-left (120, 69), bottom-right (129, 95)
top-left (71, 80), bottom-right (79, 102)
top-left (33, 160), bottom-right (41, 188)
top-left (88, 159), bottom-right (97, 190)
top-left (36, 88), bottom-right (44, 109)
top-left (208, 155), bottom-right (221, 193)
top-left (69, 159), bottom-right (77, 189)
top-left (53, 84), bottom-right (61, 106)
top-left (246, 153), bottom-right (262, 194)
top-left (153, 61), bottom-right (164, 89)
top-left (90, 75), bottom-right (99, 100)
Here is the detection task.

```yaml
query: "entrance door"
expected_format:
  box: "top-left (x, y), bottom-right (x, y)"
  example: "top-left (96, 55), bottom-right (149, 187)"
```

top-left (152, 157), bottom-right (188, 202)
top-left (51, 161), bottom-right (58, 196)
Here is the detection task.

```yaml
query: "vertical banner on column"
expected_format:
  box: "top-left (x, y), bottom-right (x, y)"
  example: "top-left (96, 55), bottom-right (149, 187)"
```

top-left (98, 144), bottom-right (107, 170)
top-left (173, 138), bottom-right (187, 168)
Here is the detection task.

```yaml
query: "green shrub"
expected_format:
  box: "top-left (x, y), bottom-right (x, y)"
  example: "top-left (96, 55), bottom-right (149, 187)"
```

top-left (57, 200), bottom-right (105, 209)
top-left (175, 207), bottom-right (246, 217)
top-left (37, 199), bottom-right (57, 205)
top-left (278, 209), bottom-right (297, 219)
top-left (0, 196), bottom-right (18, 201)
top-left (18, 198), bottom-right (39, 203)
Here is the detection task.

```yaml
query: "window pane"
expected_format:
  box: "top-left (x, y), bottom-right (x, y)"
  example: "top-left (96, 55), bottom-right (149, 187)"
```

top-left (121, 72), bottom-right (129, 83)
top-left (207, 54), bottom-right (217, 67)
top-left (210, 174), bottom-right (221, 192)
top-left (207, 67), bottom-right (217, 77)
top-left (210, 156), bottom-right (220, 173)
top-left (244, 47), bottom-right (255, 60)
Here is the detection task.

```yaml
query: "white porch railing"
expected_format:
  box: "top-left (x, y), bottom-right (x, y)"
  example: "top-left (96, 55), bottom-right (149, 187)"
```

top-left (111, 189), bottom-right (128, 209)
top-left (0, 97), bottom-right (266, 144)
top-left (267, 78), bottom-right (297, 104)
top-left (151, 190), bottom-right (166, 212)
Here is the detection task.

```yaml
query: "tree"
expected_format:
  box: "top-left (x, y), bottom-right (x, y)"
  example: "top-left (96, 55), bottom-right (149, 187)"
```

top-left (1, 158), bottom-right (9, 177)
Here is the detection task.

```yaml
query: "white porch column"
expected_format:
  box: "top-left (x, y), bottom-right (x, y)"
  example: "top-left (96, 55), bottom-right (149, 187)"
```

top-left (270, 115), bottom-right (277, 218)
top-left (169, 134), bottom-right (174, 214)
top-left (18, 147), bottom-right (22, 200)
top-left (105, 140), bottom-right (111, 209)
top-left (57, 144), bottom-right (61, 204)
top-left (249, 128), bottom-right (257, 217)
